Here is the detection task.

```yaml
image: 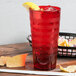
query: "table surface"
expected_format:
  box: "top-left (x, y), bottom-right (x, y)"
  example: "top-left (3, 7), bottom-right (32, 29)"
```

top-left (0, 43), bottom-right (75, 76)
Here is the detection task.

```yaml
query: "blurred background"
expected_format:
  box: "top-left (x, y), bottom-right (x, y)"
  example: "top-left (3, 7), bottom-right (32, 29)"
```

top-left (0, 0), bottom-right (76, 45)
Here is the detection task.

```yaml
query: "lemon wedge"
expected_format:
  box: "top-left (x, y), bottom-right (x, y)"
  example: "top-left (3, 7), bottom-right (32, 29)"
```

top-left (59, 65), bottom-right (68, 72)
top-left (22, 2), bottom-right (40, 10)
top-left (59, 65), bottom-right (76, 73)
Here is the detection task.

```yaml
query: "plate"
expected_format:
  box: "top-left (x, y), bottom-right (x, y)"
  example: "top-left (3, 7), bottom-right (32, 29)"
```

top-left (0, 54), bottom-right (76, 75)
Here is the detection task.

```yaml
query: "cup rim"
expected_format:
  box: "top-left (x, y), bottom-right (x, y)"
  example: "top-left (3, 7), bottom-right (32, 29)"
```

top-left (29, 5), bottom-right (61, 12)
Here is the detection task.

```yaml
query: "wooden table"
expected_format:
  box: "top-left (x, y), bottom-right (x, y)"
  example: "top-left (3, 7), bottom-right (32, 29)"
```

top-left (0, 43), bottom-right (75, 76)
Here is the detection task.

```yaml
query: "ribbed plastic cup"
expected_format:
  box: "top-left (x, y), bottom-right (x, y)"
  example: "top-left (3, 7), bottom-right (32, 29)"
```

top-left (29, 5), bottom-right (60, 70)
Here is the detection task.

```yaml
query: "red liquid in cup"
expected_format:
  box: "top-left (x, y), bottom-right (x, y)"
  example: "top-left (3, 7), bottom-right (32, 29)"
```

top-left (29, 6), bottom-right (60, 70)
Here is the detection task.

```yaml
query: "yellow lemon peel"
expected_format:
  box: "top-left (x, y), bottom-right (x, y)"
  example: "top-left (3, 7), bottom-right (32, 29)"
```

top-left (59, 65), bottom-right (76, 73)
top-left (22, 2), bottom-right (40, 10)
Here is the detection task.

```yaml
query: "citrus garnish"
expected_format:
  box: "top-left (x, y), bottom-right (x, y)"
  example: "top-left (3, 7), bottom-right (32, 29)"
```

top-left (59, 65), bottom-right (68, 72)
top-left (22, 2), bottom-right (40, 10)
top-left (59, 65), bottom-right (76, 73)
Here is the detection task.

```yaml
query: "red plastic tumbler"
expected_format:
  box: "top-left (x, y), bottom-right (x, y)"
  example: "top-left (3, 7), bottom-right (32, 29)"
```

top-left (29, 5), bottom-right (60, 70)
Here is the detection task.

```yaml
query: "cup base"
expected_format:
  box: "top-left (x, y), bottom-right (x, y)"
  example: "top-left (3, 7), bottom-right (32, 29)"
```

top-left (34, 64), bottom-right (56, 71)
